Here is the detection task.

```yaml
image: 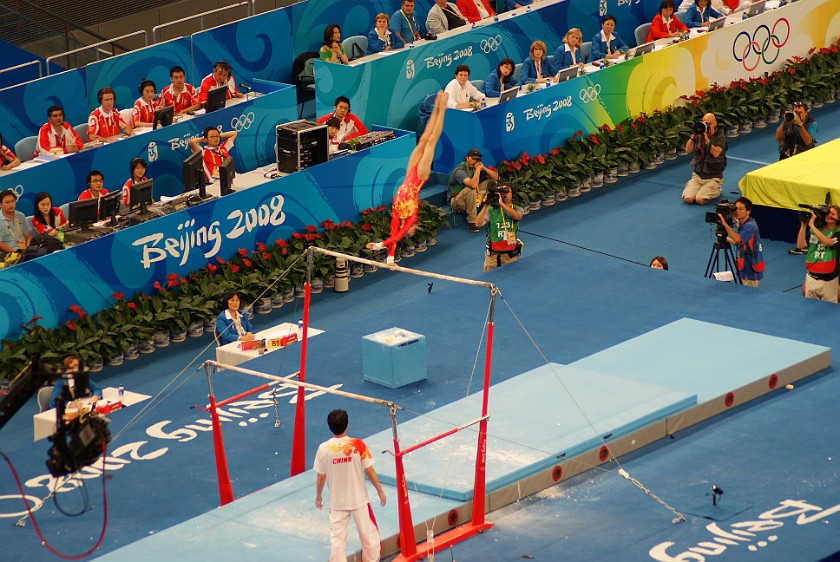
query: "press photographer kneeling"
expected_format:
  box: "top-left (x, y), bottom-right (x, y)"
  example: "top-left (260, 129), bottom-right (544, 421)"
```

top-left (682, 113), bottom-right (726, 206)
top-left (715, 197), bottom-right (764, 288)
top-left (796, 204), bottom-right (839, 303)
top-left (474, 181), bottom-right (524, 272)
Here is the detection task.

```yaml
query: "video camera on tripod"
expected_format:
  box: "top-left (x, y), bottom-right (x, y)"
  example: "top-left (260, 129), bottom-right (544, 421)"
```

top-left (798, 204), bottom-right (830, 228)
top-left (705, 201), bottom-right (737, 240)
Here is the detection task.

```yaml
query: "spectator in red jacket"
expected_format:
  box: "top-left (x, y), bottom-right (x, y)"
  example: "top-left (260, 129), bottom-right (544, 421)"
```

top-left (647, 0), bottom-right (689, 42)
top-left (316, 96), bottom-right (368, 143)
top-left (456, 0), bottom-right (495, 23)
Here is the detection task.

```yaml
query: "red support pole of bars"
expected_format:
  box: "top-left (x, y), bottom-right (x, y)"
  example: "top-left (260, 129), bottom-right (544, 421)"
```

top-left (471, 319), bottom-right (494, 526)
top-left (208, 393), bottom-right (234, 506)
top-left (289, 282), bottom-right (311, 476)
top-left (393, 438), bottom-right (417, 559)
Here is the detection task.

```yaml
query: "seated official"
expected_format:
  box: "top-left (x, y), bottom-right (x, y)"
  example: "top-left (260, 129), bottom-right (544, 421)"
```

top-left (159, 66), bottom-right (201, 115)
top-left (427, 0), bottom-right (468, 36)
top-left (391, 0), bottom-right (424, 49)
top-left (684, 0), bottom-right (723, 28)
top-left (0, 133), bottom-right (21, 170)
top-left (216, 291), bottom-right (255, 345)
top-left (449, 148), bottom-right (499, 232)
top-left (198, 61), bottom-right (243, 107)
top-left (121, 158), bottom-right (149, 211)
top-left (590, 14), bottom-right (628, 61)
top-left (79, 170), bottom-right (109, 201)
top-left (189, 126), bottom-right (237, 183)
top-left (456, 0), bottom-right (495, 23)
top-left (326, 117), bottom-right (341, 154)
top-left (521, 40), bottom-right (557, 84)
top-left (482, 58), bottom-right (519, 97)
top-left (0, 189), bottom-right (33, 259)
top-left (445, 64), bottom-right (485, 108)
top-left (133, 79), bottom-right (157, 128)
top-left (367, 13), bottom-right (394, 54)
top-left (31, 191), bottom-right (67, 236)
top-left (316, 96), bottom-right (368, 142)
top-left (648, 0), bottom-right (688, 41)
top-left (35, 105), bottom-right (83, 157)
top-left (88, 87), bottom-right (133, 143)
top-left (554, 28), bottom-right (585, 68)
top-left (320, 24), bottom-right (349, 64)
top-left (49, 354), bottom-right (103, 409)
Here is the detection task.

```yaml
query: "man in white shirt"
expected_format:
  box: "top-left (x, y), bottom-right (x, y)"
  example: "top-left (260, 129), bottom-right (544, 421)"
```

top-left (444, 64), bottom-right (485, 109)
top-left (315, 409), bottom-right (387, 562)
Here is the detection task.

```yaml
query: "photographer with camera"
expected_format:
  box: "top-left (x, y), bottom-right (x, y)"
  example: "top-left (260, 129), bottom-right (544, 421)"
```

top-left (474, 181), bottom-right (524, 272)
top-left (449, 148), bottom-right (498, 232)
top-left (716, 197), bottom-right (764, 287)
top-left (682, 113), bottom-right (727, 205)
top-left (775, 102), bottom-right (817, 161)
top-left (796, 205), bottom-right (840, 302)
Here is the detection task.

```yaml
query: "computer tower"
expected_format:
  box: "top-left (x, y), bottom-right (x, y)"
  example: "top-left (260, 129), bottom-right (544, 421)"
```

top-left (276, 120), bottom-right (328, 173)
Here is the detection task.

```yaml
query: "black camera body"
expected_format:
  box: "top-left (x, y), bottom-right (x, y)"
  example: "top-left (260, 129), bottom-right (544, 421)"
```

top-left (705, 201), bottom-right (736, 225)
top-left (486, 181), bottom-right (501, 208)
top-left (694, 121), bottom-right (707, 134)
top-left (798, 203), bottom-right (829, 228)
top-left (424, 32), bottom-right (437, 41)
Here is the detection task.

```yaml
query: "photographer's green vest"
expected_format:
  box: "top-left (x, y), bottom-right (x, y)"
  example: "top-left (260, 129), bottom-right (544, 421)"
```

top-left (805, 226), bottom-right (839, 280)
top-left (486, 206), bottom-right (519, 253)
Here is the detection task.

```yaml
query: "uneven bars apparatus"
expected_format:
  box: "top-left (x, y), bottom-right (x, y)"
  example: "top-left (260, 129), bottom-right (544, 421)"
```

top-left (203, 246), bottom-right (499, 559)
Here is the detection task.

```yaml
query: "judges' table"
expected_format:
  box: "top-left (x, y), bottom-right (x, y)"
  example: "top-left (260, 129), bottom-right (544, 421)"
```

top-left (739, 138), bottom-right (840, 242)
top-left (33, 386), bottom-right (151, 442)
top-left (432, 0), bottom-right (824, 170)
top-left (2, 82), bottom-right (296, 216)
top-left (216, 322), bottom-right (325, 367)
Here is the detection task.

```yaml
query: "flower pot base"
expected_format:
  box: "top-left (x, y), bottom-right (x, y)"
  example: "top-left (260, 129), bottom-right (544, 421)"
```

top-left (170, 331), bottom-right (187, 343)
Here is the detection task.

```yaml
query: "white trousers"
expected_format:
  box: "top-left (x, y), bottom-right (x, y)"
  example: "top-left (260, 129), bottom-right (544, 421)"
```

top-left (328, 503), bottom-right (381, 562)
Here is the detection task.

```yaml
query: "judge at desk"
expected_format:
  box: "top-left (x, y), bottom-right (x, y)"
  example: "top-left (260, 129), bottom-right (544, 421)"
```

top-left (88, 87), bottom-right (134, 143)
top-left (49, 354), bottom-right (103, 408)
top-left (36, 105), bottom-right (83, 157)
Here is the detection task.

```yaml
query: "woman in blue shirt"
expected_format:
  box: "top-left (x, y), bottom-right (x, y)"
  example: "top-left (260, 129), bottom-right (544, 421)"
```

top-left (366, 13), bottom-right (393, 55)
top-left (684, 0), bottom-right (723, 28)
top-left (589, 14), bottom-right (627, 62)
top-left (215, 290), bottom-right (255, 345)
top-left (520, 40), bottom-right (557, 85)
top-left (482, 58), bottom-right (519, 97)
top-left (554, 28), bottom-right (585, 69)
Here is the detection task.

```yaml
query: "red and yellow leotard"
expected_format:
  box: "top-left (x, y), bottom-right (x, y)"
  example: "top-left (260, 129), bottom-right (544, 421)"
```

top-left (380, 165), bottom-right (425, 258)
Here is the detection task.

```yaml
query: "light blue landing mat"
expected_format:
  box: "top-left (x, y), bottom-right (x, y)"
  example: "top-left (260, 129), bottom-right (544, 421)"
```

top-left (572, 318), bottom-right (831, 402)
top-left (366, 363), bottom-right (696, 502)
top-left (96, 469), bottom-right (460, 561)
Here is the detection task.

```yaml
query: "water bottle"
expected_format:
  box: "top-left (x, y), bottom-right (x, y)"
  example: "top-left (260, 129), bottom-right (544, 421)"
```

top-left (118, 384), bottom-right (125, 401)
top-left (480, 97), bottom-right (487, 110)
top-left (297, 318), bottom-right (303, 338)
top-left (493, 15), bottom-right (499, 23)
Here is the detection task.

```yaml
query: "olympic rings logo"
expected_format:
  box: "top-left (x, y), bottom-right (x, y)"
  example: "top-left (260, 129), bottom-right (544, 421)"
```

top-left (231, 112), bottom-right (255, 132)
top-left (10, 185), bottom-right (23, 198)
top-left (579, 85), bottom-right (601, 103)
top-left (481, 35), bottom-right (503, 54)
top-left (733, 18), bottom-right (790, 71)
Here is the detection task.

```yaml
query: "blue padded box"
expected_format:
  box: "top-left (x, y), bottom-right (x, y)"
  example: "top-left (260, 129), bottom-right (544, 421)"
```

top-left (362, 328), bottom-right (427, 388)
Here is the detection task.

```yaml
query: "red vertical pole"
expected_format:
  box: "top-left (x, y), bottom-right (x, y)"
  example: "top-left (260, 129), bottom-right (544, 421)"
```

top-left (471, 311), bottom-right (495, 525)
top-left (393, 440), bottom-right (417, 558)
top-left (208, 393), bottom-right (234, 505)
top-left (290, 281), bottom-right (311, 476)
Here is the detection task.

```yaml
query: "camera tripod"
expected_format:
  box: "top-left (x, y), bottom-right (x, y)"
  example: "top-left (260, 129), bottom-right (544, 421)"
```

top-left (704, 234), bottom-right (742, 284)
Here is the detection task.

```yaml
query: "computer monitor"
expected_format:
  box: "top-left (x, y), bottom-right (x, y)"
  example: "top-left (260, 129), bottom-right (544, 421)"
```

top-left (129, 179), bottom-right (154, 214)
top-left (98, 190), bottom-right (121, 227)
top-left (153, 105), bottom-right (174, 130)
top-left (498, 87), bottom-right (519, 103)
top-left (554, 65), bottom-right (580, 83)
top-left (68, 198), bottom-right (99, 231)
top-left (219, 157), bottom-right (236, 196)
top-left (708, 17), bottom-right (726, 31)
top-left (747, 0), bottom-right (765, 16)
top-left (205, 86), bottom-right (228, 113)
top-left (634, 42), bottom-right (656, 56)
top-left (182, 150), bottom-right (207, 199)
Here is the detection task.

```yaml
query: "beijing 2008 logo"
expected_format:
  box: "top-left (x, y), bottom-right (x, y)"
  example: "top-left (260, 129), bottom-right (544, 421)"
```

top-left (732, 18), bottom-right (790, 71)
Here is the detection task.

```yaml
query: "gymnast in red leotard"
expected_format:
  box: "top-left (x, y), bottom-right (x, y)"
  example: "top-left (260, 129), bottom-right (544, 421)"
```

top-left (367, 91), bottom-right (448, 264)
